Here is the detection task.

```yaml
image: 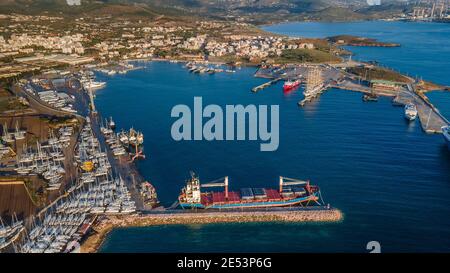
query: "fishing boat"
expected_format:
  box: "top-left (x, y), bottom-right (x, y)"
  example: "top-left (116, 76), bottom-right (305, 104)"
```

top-left (178, 172), bottom-right (323, 210)
top-left (442, 125), bottom-right (450, 150)
top-left (404, 103), bottom-right (418, 121)
top-left (283, 79), bottom-right (300, 92)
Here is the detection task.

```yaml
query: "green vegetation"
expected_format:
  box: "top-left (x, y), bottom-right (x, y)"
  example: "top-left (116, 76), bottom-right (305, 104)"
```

top-left (41, 115), bottom-right (75, 125)
top-left (276, 49), bottom-right (341, 64)
top-left (327, 35), bottom-right (400, 47)
top-left (0, 97), bottom-right (29, 112)
top-left (305, 7), bottom-right (366, 22)
top-left (24, 178), bottom-right (46, 207)
top-left (346, 66), bottom-right (412, 83)
top-left (153, 48), bottom-right (170, 58)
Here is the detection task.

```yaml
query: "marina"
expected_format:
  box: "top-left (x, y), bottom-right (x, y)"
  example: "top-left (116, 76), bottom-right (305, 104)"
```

top-left (185, 62), bottom-right (234, 75)
top-left (0, 67), bottom-right (157, 252)
top-left (0, 214), bottom-right (24, 251)
top-left (0, 18), bottom-right (449, 253)
top-left (6, 117), bottom-right (139, 253)
top-left (93, 56), bottom-right (450, 252)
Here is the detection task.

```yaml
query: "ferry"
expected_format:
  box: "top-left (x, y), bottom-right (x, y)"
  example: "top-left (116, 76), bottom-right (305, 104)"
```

top-left (283, 79), bottom-right (301, 92)
top-left (442, 125), bottom-right (450, 150)
top-left (178, 172), bottom-right (323, 210)
top-left (404, 103), bottom-right (418, 121)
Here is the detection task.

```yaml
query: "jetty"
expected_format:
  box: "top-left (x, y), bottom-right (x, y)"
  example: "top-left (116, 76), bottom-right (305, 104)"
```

top-left (393, 84), bottom-right (449, 133)
top-left (80, 207), bottom-right (343, 253)
top-left (251, 78), bottom-right (283, 92)
top-left (254, 63), bottom-right (449, 133)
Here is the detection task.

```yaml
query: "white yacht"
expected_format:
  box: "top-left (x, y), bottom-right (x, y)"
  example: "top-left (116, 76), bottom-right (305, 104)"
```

top-left (404, 103), bottom-right (418, 121)
top-left (83, 81), bottom-right (106, 90)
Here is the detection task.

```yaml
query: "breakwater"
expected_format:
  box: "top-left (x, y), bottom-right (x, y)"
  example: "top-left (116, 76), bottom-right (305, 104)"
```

top-left (81, 208), bottom-right (343, 253)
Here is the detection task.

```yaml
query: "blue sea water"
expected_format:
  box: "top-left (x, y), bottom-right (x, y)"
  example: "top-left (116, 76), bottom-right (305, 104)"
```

top-left (97, 21), bottom-right (450, 253)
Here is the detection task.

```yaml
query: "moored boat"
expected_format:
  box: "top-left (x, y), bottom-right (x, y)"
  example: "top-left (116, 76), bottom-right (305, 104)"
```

top-left (108, 117), bottom-right (116, 130)
top-left (442, 125), bottom-right (450, 150)
top-left (404, 103), bottom-right (418, 121)
top-left (283, 79), bottom-right (301, 92)
top-left (363, 93), bottom-right (379, 102)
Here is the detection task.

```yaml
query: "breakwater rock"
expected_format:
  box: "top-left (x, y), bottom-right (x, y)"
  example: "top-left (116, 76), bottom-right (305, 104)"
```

top-left (81, 208), bottom-right (343, 253)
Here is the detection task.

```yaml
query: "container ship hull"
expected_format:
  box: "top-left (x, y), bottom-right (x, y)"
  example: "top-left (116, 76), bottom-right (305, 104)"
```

top-left (178, 174), bottom-right (323, 210)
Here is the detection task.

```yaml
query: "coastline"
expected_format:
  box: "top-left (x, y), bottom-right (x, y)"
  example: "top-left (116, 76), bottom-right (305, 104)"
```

top-left (81, 208), bottom-right (343, 253)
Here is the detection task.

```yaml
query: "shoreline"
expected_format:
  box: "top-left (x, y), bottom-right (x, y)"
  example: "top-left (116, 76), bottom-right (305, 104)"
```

top-left (80, 208), bottom-right (343, 253)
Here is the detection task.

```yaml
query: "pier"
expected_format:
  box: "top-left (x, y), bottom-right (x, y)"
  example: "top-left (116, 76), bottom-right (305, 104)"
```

top-left (393, 85), bottom-right (449, 133)
top-left (251, 78), bottom-right (283, 92)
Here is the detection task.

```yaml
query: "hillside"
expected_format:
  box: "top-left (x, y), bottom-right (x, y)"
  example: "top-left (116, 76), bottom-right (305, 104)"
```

top-left (0, 0), bottom-right (409, 23)
top-left (0, 0), bottom-right (192, 19)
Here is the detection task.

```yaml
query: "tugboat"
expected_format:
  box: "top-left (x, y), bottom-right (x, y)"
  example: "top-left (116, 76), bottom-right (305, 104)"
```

top-left (442, 125), bottom-right (450, 151)
top-left (404, 103), bottom-right (418, 121)
top-left (178, 172), bottom-right (323, 210)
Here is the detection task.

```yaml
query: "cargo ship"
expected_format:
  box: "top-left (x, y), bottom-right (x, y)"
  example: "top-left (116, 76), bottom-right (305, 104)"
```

top-left (283, 79), bottom-right (301, 92)
top-left (178, 172), bottom-right (323, 209)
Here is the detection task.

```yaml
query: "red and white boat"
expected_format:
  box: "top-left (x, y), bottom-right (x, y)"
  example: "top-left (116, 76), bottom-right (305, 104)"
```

top-left (283, 79), bottom-right (301, 91)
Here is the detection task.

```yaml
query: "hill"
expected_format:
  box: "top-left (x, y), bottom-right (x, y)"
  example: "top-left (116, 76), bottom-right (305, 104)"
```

top-left (0, 0), bottom-right (409, 23)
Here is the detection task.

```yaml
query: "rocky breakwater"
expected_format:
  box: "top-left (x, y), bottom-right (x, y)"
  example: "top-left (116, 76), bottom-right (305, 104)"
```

top-left (81, 208), bottom-right (343, 253)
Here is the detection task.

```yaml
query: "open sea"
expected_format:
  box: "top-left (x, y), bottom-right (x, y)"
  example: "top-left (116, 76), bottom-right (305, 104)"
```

top-left (96, 21), bottom-right (450, 253)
